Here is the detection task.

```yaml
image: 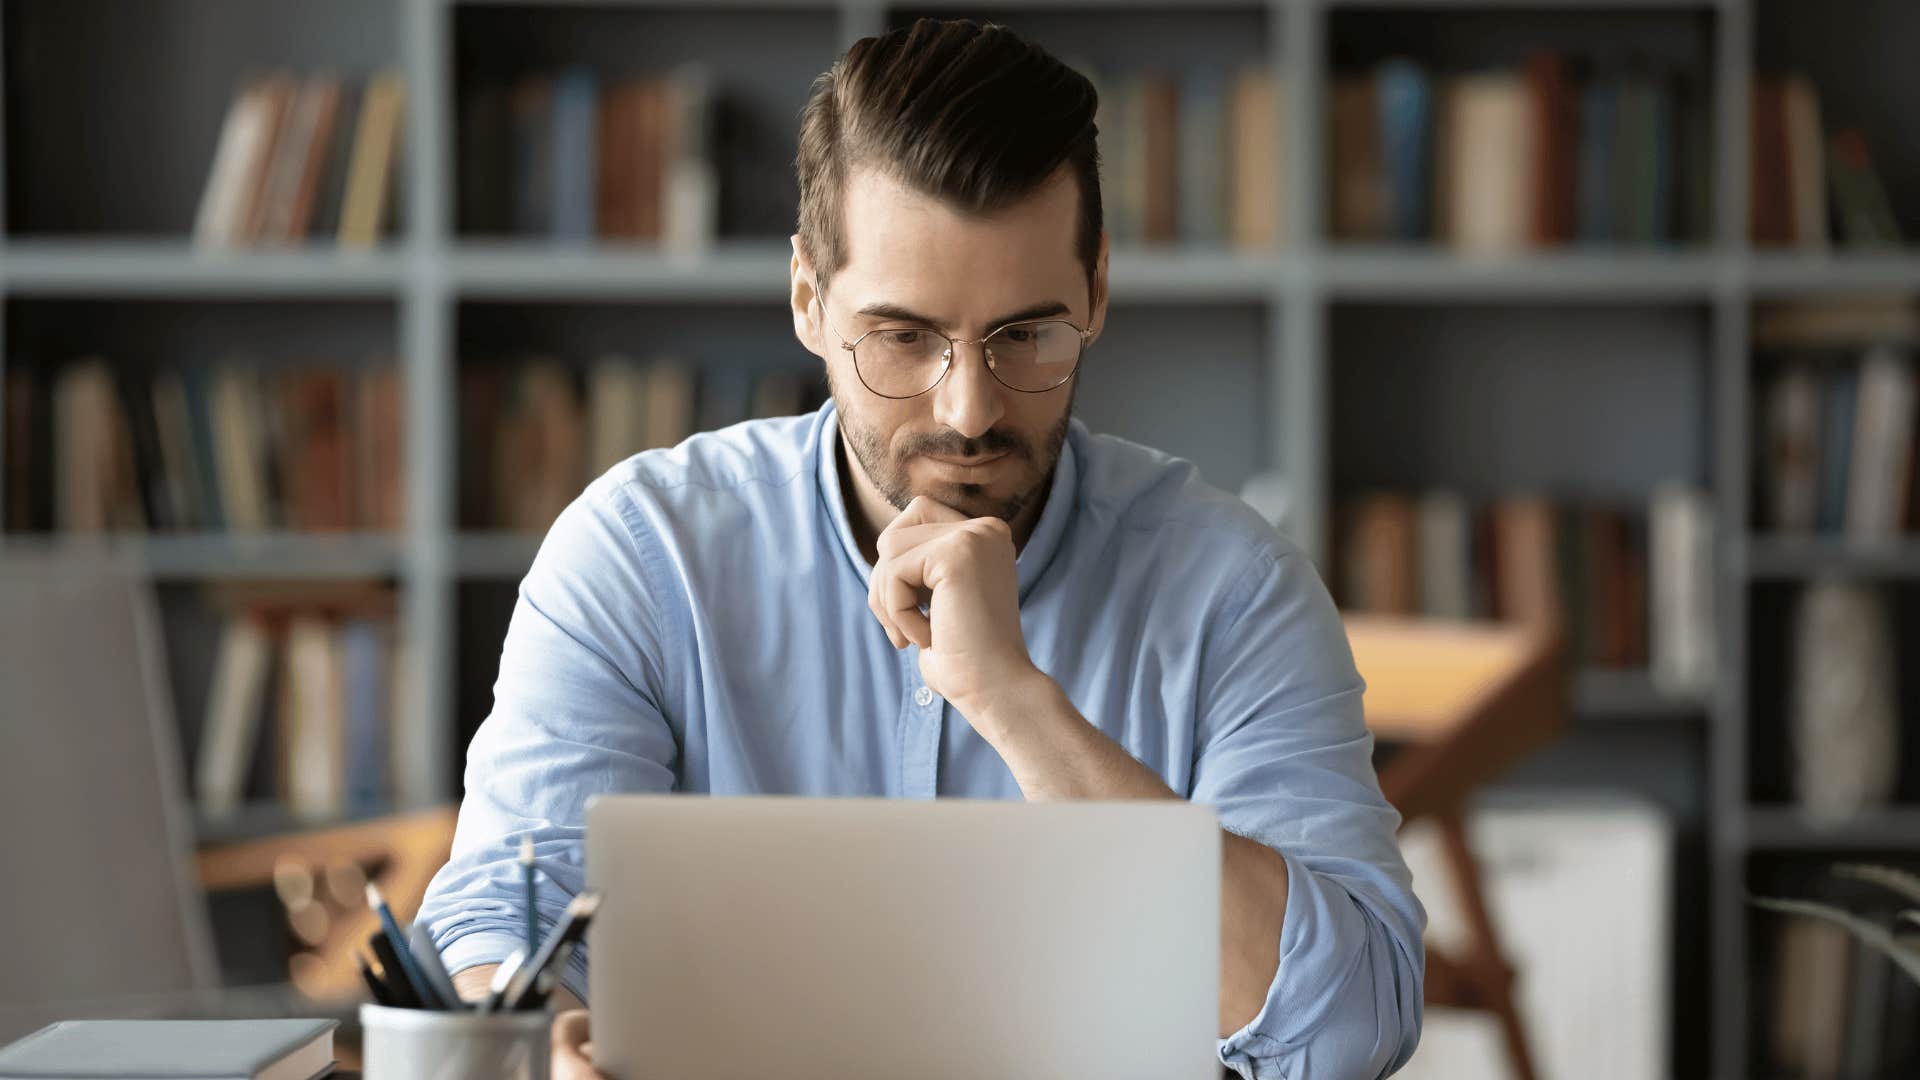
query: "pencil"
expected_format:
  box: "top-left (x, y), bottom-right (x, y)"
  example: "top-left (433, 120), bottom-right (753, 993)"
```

top-left (520, 836), bottom-right (537, 959)
top-left (502, 891), bottom-right (602, 1012)
top-left (365, 882), bottom-right (446, 1009)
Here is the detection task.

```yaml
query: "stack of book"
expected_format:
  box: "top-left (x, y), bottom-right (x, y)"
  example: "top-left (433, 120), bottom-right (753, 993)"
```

top-left (460, 65), bottom-right (718, 249)
top-left (2, 360), bottom-right (403, 535)
top-left (194, 70), bottom-right (407, 250)
top-left (195, 588), bottom-right (421, 822)
top-left (460, 357), bottom-right (824, 532)
top-left (1337, 486), bottom-right (1715, 694)
top-left (1329, 53), bottom-right (1709, 250)
top-left (1750, 74), bottom-right (1904, 249)
top-left (1093, 67), bottom-right (1285, 249)
top-left (1756, 299), bottom-right (1919, 538)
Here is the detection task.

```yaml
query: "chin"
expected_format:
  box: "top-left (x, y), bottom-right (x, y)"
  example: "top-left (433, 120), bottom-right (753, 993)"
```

top-left (921, 481), bottom-right (1025, 523)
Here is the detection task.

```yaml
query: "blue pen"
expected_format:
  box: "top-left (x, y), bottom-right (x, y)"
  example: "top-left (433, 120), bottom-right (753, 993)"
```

top-left (366, 882), bottom-right (447, 1009)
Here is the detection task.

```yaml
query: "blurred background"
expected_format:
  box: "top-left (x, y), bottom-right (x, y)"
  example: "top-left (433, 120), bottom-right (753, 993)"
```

top-left (1, 1), bottom-right (1916, 1077)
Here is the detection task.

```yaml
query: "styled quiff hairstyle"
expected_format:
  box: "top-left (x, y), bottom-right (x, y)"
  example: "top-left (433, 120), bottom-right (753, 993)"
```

top-left (795, 18), bottom-right (1103, 293)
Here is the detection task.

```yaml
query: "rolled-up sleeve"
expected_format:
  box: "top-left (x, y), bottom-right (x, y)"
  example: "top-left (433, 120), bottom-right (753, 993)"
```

top-left (1191, 547), bottom-right (1425, 1079)
top-left (416, 477), bottom-right (682, 1005)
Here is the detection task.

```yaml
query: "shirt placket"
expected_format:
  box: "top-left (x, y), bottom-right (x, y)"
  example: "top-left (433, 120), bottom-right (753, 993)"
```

top-left (897, 647), bottom-right (944, 798)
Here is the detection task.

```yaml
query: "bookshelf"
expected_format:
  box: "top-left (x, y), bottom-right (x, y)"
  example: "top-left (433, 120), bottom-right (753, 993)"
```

top-left (3, 0), bottom-right (1918, 1073)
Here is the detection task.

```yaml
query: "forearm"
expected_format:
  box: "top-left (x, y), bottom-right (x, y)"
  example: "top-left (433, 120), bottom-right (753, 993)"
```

top-left (963, 673), bottom-right (1290, 1035)
top-left (965, 672), bottom-right (1176, 802)
top-left (450, 963), bottom-right (587, 1013)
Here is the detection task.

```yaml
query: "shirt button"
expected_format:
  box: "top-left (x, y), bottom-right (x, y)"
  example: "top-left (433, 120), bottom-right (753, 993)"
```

top-left (914, 686), bottom-right (935, 708)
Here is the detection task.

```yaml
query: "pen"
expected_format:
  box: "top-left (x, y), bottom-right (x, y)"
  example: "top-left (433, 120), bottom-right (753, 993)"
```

top-left (367, 932), bottom-right (424, 1009)
top-left (366, 882), bottom-right (447, 1009)
top-left (520, 836), bottom-right (538, 960)
top-left (501, 891), bottom-right (601, 1012)
top-left (477, 948), bottom-right (525, 1015)
top-left (358, 954), bottom-right (398, 1007)
top-left (516, 940), bottom-right (577, 1012)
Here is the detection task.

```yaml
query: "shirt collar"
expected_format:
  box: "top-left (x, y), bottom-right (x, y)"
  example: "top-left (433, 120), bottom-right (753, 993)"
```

top-left (813, 401), bottom-right (1078, 602)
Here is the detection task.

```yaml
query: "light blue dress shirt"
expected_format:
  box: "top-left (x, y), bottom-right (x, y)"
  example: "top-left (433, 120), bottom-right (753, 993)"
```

top-left (419, 402), bottom-right (1424, 1079)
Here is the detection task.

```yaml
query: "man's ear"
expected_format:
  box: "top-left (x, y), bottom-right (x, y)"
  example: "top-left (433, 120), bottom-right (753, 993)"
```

top-left (790, 235), bottom-right (827, 361)
top-left (1087, 230), bottom-right (1111, 348)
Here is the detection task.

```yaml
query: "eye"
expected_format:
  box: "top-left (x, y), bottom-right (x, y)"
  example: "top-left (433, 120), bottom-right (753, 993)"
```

top-left (880, 329), bottom-right (925, 346)
top-left (1000, 326), bottom-right (1037, 344)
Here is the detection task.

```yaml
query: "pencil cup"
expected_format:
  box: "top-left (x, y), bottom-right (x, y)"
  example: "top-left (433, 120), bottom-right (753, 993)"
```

top-left (360, 1003), bottom-right (551, 1080)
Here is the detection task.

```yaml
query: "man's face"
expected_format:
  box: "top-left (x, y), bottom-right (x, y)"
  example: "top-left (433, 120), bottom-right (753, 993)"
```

top-left (794, 165), bottom-right (1108, 522)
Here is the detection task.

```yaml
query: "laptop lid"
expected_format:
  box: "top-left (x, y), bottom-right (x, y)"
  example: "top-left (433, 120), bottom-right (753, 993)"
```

top-left (586, 796), bottom-right (1220, 1080)
top-left (0, 556), bottom-right (217, 1035)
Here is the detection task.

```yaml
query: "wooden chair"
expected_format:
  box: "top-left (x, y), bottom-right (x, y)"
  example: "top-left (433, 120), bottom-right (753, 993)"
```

top-left (1344, 614), bottom-right (1568, 1080)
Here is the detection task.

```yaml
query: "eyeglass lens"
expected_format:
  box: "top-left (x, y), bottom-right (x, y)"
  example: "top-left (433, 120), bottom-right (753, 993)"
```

top-left (855, 321), bottom-right (1082, 397)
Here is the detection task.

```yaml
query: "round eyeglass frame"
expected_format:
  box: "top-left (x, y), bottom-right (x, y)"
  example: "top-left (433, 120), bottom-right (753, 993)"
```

top-left (818, 292), bottom-right (1095, 400)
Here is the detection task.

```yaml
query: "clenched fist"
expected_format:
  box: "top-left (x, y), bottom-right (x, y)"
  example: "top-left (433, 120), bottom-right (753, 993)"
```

top-left (867, 495), bottom-right (1043, 718)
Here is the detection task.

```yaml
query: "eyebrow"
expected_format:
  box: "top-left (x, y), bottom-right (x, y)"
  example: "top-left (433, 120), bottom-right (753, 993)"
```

top-left (854, 300), bottom-right (1073, 332)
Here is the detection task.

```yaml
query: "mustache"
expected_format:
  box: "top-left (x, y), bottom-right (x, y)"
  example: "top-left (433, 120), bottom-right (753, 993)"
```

top-left (901, 428), bottom-right (1027, 460)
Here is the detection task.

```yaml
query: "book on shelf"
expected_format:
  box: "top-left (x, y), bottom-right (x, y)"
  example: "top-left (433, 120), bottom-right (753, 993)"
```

top-left (1648, 483), bottom-right (1714, 696)
top-left (1758, 339), bottom-right (1919, 540)
top-left (282, 614), bottom-right (347, 819)
top-left (4, 359), bottom-right (403, 536)
top-left (1827, 129), bottom-right (1904, 248)
top-left (1337, 493), bottom-right (1416, 615)
top-left (1139, 75), bottom-right (1179, 244)
top-left (1090, 65), bottom-right (1285, 250)
top-left (1525, 52), bottom-right (1578, 247)
top-left (194, 70), bottom-right (403, 250)
top-left (1336, 488), bottom-right (1699, 683)
top-left (195, 594), bottom-right (412, 823)
top-left (1751, 73), bottom-right (1905, 249)
top-left (1330, 74), bottom-right (1387, 242)
top-left (1848, 348), bottom-right (1917, 537)
top-left (337, 71), bottom-right (407, 250)
top-left (1415, 490), bottom-right (1471, 620)
top-left (1332, 53), bottom-right (1705, 251)
top-left (1755, 296), bottom-right (1920, 350)
top-left (550, 67), bottom-right (600, 245)
top-left (493, 360), bottom-right (585, 535)
top-left (1488, 496), bottom-right (1560, 630)
top-left (1762, 362), bottom-right (1823, 533)
top-left (1228, 69), bottom-right (1285, 249)
top-left (1178, 71), bottom-right (1227, 248)
top-left (1436, 71), bottom-right (1535, 255)
top-left (1791, 580), bottom-right (1901, 821)
top-left (1781, 75), bottom-right (1828, 250)
top-left (1764, 876), bottom-right (1920, 1077)
top-left (461, 357), bottom-right (823, 532)
top-left (51, 359), bottom-right (144, 533)
top-left (471, 65), bottom-right (719, 250)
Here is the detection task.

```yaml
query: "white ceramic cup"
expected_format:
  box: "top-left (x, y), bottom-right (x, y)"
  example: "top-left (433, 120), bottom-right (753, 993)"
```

top-left (360, 1002), bottom-right (552, 1080)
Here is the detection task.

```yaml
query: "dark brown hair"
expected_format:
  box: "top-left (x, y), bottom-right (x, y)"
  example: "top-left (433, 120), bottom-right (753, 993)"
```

top-left (795, 18), bottom-right (1103, 292)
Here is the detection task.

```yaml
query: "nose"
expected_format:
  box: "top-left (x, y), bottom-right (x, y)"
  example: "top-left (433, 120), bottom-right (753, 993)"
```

top-left (930, 338), bottom-right (1005, 440)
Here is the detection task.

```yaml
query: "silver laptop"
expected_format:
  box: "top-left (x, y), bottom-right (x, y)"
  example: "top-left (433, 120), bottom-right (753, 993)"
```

top-left (586, 796), bottom-right (1220, 1080)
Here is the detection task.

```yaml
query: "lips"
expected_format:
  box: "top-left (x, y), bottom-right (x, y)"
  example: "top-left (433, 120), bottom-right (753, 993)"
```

top-left (926, 452), bottom-right (1008, 468)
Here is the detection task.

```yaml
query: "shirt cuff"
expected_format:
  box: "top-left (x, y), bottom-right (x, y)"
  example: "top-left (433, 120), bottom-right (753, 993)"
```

top-left (439, 927), bottom-right (592, 1007)
top-left (1216, 850), bottom-right (1389, 1079)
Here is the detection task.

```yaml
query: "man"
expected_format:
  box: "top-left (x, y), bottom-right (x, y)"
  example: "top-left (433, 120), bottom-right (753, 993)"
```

top-left (420, 18), bottom-right (1423, 1079)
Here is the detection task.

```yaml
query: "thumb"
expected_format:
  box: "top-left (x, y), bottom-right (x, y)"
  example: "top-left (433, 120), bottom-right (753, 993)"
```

top-left (552, 1009), bottom-right (598, 1075)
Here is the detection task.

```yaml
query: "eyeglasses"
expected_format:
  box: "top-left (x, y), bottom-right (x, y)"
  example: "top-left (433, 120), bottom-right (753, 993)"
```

top-left (819, 292), bottom-right (1094, 400)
